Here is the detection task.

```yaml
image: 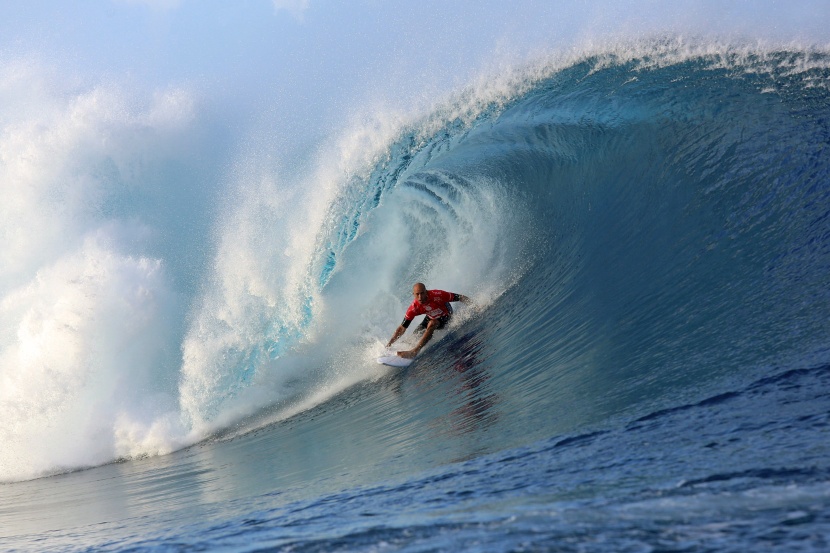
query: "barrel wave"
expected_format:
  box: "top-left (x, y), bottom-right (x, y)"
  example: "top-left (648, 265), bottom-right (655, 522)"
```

top-left (2, 43), bottom-right (830, 551)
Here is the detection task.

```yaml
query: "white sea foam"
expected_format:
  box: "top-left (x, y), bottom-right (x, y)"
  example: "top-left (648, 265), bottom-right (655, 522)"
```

top-left (0, 61), bottom-right (202, 481)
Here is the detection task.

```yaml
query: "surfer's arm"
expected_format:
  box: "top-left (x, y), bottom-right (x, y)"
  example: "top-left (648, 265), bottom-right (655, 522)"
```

top-left (386, 318), bottom-right (412, 348)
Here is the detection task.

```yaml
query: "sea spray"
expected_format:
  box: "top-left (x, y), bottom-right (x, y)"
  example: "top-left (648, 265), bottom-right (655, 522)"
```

top-left (0, 64), bottom-right (211, 481)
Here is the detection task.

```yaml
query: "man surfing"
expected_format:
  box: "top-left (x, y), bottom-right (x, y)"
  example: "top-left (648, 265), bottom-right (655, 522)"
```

top-left (386, 282), bottom-right (472, 359)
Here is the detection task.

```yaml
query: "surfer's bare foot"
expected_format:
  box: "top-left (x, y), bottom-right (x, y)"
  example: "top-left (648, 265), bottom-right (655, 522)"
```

top-left (398, 349), bottom-right (417, 359)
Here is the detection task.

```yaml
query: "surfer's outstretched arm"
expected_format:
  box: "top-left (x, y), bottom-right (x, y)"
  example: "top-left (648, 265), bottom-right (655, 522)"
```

top-left (386, 325), bottom-right (407, 348)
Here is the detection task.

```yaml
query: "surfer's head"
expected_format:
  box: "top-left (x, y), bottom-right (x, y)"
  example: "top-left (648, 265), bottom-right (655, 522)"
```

top-left (412, 282), bottom-right (428, 304)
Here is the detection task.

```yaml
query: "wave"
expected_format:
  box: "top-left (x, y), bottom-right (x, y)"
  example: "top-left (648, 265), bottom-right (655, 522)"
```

top-left (1, 39), bottom-right (829, 482)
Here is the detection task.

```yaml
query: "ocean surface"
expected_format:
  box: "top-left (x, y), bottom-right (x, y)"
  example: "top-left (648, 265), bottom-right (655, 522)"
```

top-left (2, 40), bottom-right (830, 551)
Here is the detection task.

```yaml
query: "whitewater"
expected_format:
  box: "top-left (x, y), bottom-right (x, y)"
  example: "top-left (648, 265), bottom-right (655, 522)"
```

top-left (2, 5), bottom-right (830, 551)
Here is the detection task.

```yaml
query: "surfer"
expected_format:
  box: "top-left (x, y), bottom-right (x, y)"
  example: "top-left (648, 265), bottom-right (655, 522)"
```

top-left (386, 282), bottom-right (472, 358)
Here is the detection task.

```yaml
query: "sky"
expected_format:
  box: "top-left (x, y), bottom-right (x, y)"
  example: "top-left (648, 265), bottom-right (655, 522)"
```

top-left (2, 1), bottom-right (828, 124)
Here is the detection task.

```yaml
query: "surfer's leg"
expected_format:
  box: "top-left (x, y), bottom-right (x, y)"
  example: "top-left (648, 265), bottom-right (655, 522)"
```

top-left (419, 318), bottom-right (440, 347)
top-left (435, 314), bottom-right (450, 329)
top-left (414, 311), bottom-right (450, 340)
top-left (401, 315), bottom-right (447, 359)
top-left (414, 316), bottom-right (429, 336)
top-left (437, 304), bottom-right (453, 329)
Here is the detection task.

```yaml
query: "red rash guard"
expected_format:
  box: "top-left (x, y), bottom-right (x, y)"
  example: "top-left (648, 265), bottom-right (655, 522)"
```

top-left (401, 289), bottom-right (458, 327)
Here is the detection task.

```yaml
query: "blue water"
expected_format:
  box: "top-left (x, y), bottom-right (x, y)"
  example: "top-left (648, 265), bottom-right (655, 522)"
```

top-left (2, 43), bottom-right (830, 551)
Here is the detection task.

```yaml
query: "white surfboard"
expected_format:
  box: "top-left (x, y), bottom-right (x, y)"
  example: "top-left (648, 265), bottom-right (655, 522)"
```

top-left (376, 354), bottom-right (414, 368)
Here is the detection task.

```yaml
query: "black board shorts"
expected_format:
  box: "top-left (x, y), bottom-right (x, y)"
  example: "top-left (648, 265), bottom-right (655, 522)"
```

top-left (415, 303), bottom-right (453, 332)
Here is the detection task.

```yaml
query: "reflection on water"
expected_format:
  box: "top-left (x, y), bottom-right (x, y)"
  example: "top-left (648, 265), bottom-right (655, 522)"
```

top-left (444, 332), bottom-right (500, 437)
